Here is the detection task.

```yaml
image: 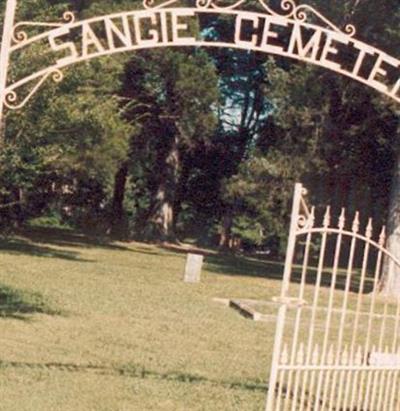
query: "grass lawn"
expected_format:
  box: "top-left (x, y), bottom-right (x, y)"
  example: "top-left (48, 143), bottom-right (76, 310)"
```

top-left (0, 227), bottom-right (284, 411)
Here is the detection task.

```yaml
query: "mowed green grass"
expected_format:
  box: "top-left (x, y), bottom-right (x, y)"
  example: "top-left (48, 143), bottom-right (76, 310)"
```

top-left (0, 228), bottom-right (284, 411)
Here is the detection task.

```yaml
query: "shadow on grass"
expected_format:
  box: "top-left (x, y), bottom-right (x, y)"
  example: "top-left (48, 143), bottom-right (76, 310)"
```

top-left (21, 228), bottom-right (178, 259)
top-left (0, 237), bottom-right (95, 262)
top-left (0, 360), bottom-right (376, 409)
top-left (205, 253), bottom-right (374, 294)
top-left (159, 242), bottom-right (285, 280)
top-left (0, 285), bottom-right (59, 320)
top-left (19, 226), bottom-right (134, 252)
top-left (205, 254), bottom-right (284, 280)
top-left (4, 227), bottom-right (373, 294)
top-left (0, 360), bottom-right (266, 392)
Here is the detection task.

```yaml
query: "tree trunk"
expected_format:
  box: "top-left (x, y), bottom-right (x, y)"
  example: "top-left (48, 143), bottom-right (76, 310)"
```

top-left (152, 182), bottom-right (174, 239)
top-left (110, 162), bottom-right (128, 237)
top-left (172, 155), bottom-right (190, 233)
top-left (150, 133), bottom-right (180, 241)
top-left (219, 210), bottom-right (233, 249)
top-left (382, 148), bottom-right (400, 296)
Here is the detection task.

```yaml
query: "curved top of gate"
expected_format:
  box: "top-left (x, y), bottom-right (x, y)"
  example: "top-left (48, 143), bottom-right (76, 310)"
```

top-left (4, 0), bottom-right (400, 109)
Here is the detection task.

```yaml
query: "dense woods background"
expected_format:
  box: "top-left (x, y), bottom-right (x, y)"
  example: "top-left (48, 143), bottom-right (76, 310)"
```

top-left (0, 0), bottom-right (399, 257)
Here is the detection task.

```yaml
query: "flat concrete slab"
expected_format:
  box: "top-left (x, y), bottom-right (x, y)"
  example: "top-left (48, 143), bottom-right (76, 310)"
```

top-left (213, 297), bottom-right (277, 322)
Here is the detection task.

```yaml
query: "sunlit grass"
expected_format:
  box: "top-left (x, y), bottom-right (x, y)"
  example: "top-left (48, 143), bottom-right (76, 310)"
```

top-left (1, 227), bottom-right (396, 410)
top-left (0, 227), bottom-right (282, 411)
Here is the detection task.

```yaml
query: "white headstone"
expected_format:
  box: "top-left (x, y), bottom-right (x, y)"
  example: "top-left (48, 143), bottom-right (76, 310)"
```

top-left (183, 253), bottom-right (203, 283)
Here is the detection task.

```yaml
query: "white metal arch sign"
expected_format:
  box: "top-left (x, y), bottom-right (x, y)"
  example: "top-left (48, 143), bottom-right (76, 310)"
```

top-left (0, 0), bottom-right (399, 115)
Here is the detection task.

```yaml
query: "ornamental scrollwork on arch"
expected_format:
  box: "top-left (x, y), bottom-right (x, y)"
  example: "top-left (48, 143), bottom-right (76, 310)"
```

top-left (143, 0), bottom-right (356, 37)
top-left (7, 11), bottom-right (75, 109)
top-left (12, 11), bottom-right (75, 45)
top-left (4, 69), bottom-right (64, 110)
top-left (4, 0), bottom-right (399, 110)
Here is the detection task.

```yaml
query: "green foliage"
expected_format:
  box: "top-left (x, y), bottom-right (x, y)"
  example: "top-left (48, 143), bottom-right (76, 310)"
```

top-left (1, 2), bottom-right (133, 230)
top-left (261, 54), bottom-right (398, 222)
top-left (221, 152), bottom-right (305, 253)
top-left (0, 0), bottom-right (398, 249)
top-left (28, 211), bottom-right (71, 229)
top-left (120, 48), bottom-right (219, 238)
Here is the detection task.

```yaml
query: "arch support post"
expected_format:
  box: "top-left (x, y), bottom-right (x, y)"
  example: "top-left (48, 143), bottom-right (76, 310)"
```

top-left (0, 0), bottom-right (17, 143)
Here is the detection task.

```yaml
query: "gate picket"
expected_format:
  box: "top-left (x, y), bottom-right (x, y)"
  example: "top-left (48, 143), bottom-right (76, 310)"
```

top-left (266, 183), bottom-right (400, 411)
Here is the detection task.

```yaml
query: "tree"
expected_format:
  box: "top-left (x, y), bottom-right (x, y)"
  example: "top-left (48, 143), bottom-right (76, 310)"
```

top-left (208, 48), bottom-right (273, 247)
top-left (0, 0), bottom-right (133, 230)
top-left (376, 6), bottom-right (400, 295)
top-left (120, 49), bottom-right (219, 240)
top-left (215, 0), bottom-right (399, 258)
top-left (0, 0), bottom-right (399, 264)
top-left (221, 151), bottom-right (309, 254)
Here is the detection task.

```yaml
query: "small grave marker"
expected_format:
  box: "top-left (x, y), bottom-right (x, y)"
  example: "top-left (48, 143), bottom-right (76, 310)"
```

top-left (183, 253), bottom-right (203, 283)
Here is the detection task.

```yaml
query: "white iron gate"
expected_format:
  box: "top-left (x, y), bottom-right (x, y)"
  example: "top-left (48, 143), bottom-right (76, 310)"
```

top-left (266, 183), bottom-right (400, 411)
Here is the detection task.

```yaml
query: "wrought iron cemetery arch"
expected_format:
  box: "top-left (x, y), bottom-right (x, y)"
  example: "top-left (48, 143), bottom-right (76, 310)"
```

top-left (0, 0), bottom-right (399, 123)
top-left (1, 1), bottom-right (400, 410)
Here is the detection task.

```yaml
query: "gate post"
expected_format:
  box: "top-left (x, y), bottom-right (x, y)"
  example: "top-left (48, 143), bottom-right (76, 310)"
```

top-left (0, 0), bottom-right (17, 141)
top-left (265, 183), bottom-right (303, 411)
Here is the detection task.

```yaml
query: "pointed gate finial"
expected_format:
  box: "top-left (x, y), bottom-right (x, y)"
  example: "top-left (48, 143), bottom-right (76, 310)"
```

top-left (379, 226), bottom-right (386, 246)
top-left (365, 218), bottom-right (373, 239)
top-left (338, 208), bottom-right (345, 230)
top-left (307, 206), bottom-right (315, 228)
top-left (341, 346), bottom-right (349, 365)
top-left (352, 212), bottom-right (360, 233)
top-left (327, 345), bottom-right (334, 365)
top-left (312, 344), bottom-right (320, 365)
top-left (280, 344), bottom-right (289, 365)
top-left (323, 206), bottom-right (331, 228)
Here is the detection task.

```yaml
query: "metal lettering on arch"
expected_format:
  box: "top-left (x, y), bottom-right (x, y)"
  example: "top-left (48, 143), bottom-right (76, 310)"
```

top-left (0, 0), bottom-right (399, 115)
